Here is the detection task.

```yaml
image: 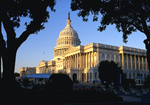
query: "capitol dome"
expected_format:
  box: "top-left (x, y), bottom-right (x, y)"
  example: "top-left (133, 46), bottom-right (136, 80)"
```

top-left (56, 13), bottom-right (81, 47)
top-left (54, 13), bottom-right (81, 58)
top-left (59, 19), bottom-right (79, 39)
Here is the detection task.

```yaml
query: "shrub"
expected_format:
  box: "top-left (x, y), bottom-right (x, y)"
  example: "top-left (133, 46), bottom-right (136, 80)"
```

top-left (49, 74), bottom-right (73, 91)
top-left (122, 79), bottom-right (135, 88)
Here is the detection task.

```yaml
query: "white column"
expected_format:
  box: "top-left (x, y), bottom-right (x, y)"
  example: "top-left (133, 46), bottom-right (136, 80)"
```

top-left (86, 53), bottom-right (88, 68)
top-left (126, 54), bottom-right (128, 69)
top-left (75, 54), bottom-right (76, 68)
top-left (92, 52), bottom-right (94, 67)
top-left (65, 57), bottom-right (66, 68)
top-left (69, 56), bottom-right (71, 68)
top-left (142, 56), bottom-right (144, 70)
top-left (100, 51), bottom-right (102, 62)
top-left (68, 56), bottom-right (69, 68)
top-left (138, 55), bottom-right (140, 70)
top-left (84, 53), bottom-right (86, 68)
top-left (97, 44), bottom-right (99, 67)
top-left (90, 52), bottom-right (91, 68)
top-left (114, 53), bottom-right (116, 62)
top-left (134, 55), bottom-right (137, 70)
top-left (105, 52), bottom-right (107, 60)
top-left (130, 55), bottom-right (133, 69)
top-left (80, 53), bottom-right (82, 68)
top-left (77, 53), bottom-right (78, 68)
top-left (145, 57), bottom-right (147, 71)
top-left (122, 53), bottom-right (124, 69)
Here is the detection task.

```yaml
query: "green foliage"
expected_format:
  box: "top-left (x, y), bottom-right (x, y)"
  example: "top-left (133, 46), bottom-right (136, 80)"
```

top-left (98, 60), bottom-right (124, 85)
top-left (71, 0), bottom-right (150, 43)
top-left (49, 74), bottom-right (73, 91)
top-left (122, 79), bottom-right (136, 88)
top-left (1, 0), bottom-right (56, 34)
top-left (0, 0), bottom-right (56, 83)
top-left (20, 77), bottom-right (31, 87)
top-left (144, 74), bottom-right (150, 88)
top-left (14, 72), bottom-right (20, 78)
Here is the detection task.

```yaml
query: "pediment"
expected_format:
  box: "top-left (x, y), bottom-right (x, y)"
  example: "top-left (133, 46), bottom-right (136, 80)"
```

top-left (39, 60), bottom-right (48, 66)
top-left (63, 47), bottom-right (79, 55)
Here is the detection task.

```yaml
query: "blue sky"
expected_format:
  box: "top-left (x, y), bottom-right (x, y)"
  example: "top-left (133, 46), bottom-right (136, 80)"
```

top-left (1, 0), bottom-right (147, 73)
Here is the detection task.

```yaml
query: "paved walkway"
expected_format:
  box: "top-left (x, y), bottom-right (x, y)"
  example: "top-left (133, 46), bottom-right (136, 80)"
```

top-left (73, 83), bottom-right (142, 104)
top-left (120, 95), bottom-right (141, 103)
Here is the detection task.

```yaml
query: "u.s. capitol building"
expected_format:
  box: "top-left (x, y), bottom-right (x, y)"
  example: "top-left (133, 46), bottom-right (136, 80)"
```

top-left (21, 14), bottom-right (149, 83)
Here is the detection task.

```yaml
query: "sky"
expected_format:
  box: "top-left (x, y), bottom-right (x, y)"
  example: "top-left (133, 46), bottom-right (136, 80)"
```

top-left (1, 0), bottom-right (147, 73)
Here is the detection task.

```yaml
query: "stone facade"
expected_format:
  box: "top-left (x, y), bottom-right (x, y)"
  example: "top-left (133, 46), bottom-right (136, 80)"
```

top-left (20, 67), bottom-right (36, 77)
top-left (35, 13), bottom-right (149, 82)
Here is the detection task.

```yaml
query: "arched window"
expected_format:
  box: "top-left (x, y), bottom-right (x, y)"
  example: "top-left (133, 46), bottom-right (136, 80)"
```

top-left (67, 41), bottom-right (68, 44)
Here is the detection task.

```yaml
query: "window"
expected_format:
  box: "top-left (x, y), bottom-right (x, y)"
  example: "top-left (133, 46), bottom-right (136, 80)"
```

top-left (90, 73), bottom-right (92, 81)
top-left (95, 73), bottom-right (97, 79)
top-left (87, 73), bottom-right (89, 80)
top-left (107, 54), bottom-right (109, 60)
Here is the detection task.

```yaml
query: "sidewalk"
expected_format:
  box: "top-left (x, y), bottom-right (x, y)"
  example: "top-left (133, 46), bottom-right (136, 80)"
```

top-left (14, 95), bottom-right (141, 105)
top-left (62, 96), bottom-right (141, 105)
top-left (120, 95), bottom-right (141, 103)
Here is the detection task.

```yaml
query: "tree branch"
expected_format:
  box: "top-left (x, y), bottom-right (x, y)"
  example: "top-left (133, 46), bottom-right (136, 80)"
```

top-left (0, 29), bottom-right (7, 54)
top-left (130, 22), bottom-right (144, 33)
top-left (139, 8), bottom-right (150, 40)
top-left (16, 20), bottom-right (43, 49)
top-left (15, 29), bottom-right (32, 49)
top-left (141, 16), bottom-right (150, 39)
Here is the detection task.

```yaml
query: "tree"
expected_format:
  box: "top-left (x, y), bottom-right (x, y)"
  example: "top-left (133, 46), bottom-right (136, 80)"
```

top-left (144, 75), bottom-right (150, 87)
top-left (0, 0), bottom-right (55, 83)
top-left (98, 60), bottom-right (124, 86)
top-left (0, 1), bottom-right (56, 98)
top-left (71, 0), bottom-right (150, 74)
top-left (14, 72), bottom-right (20, 78)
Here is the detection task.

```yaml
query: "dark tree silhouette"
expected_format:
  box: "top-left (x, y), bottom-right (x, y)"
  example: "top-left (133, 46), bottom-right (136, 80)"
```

top-left (71, 0), bottom-right (150, 74)
top-left (98, 60), bottom-right (124, 86)
top-left (0, 0), bottom-right (56, 87)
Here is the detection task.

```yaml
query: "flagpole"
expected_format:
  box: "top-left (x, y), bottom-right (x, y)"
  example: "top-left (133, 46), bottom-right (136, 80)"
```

top-left (43, 51), bottom-right (45, 60)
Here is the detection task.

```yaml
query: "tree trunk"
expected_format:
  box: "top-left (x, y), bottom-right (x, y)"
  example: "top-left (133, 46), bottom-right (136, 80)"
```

top-left (2, 49), bottom-right (16, 81)
top-left (147, 43), bottom-right (150, 75)
top-left (144, 39), bottom-right (150, 75)
top-left (0, 20), bottom-right (1, 80)
top-left (1, 48), bottom-right (17, 102)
